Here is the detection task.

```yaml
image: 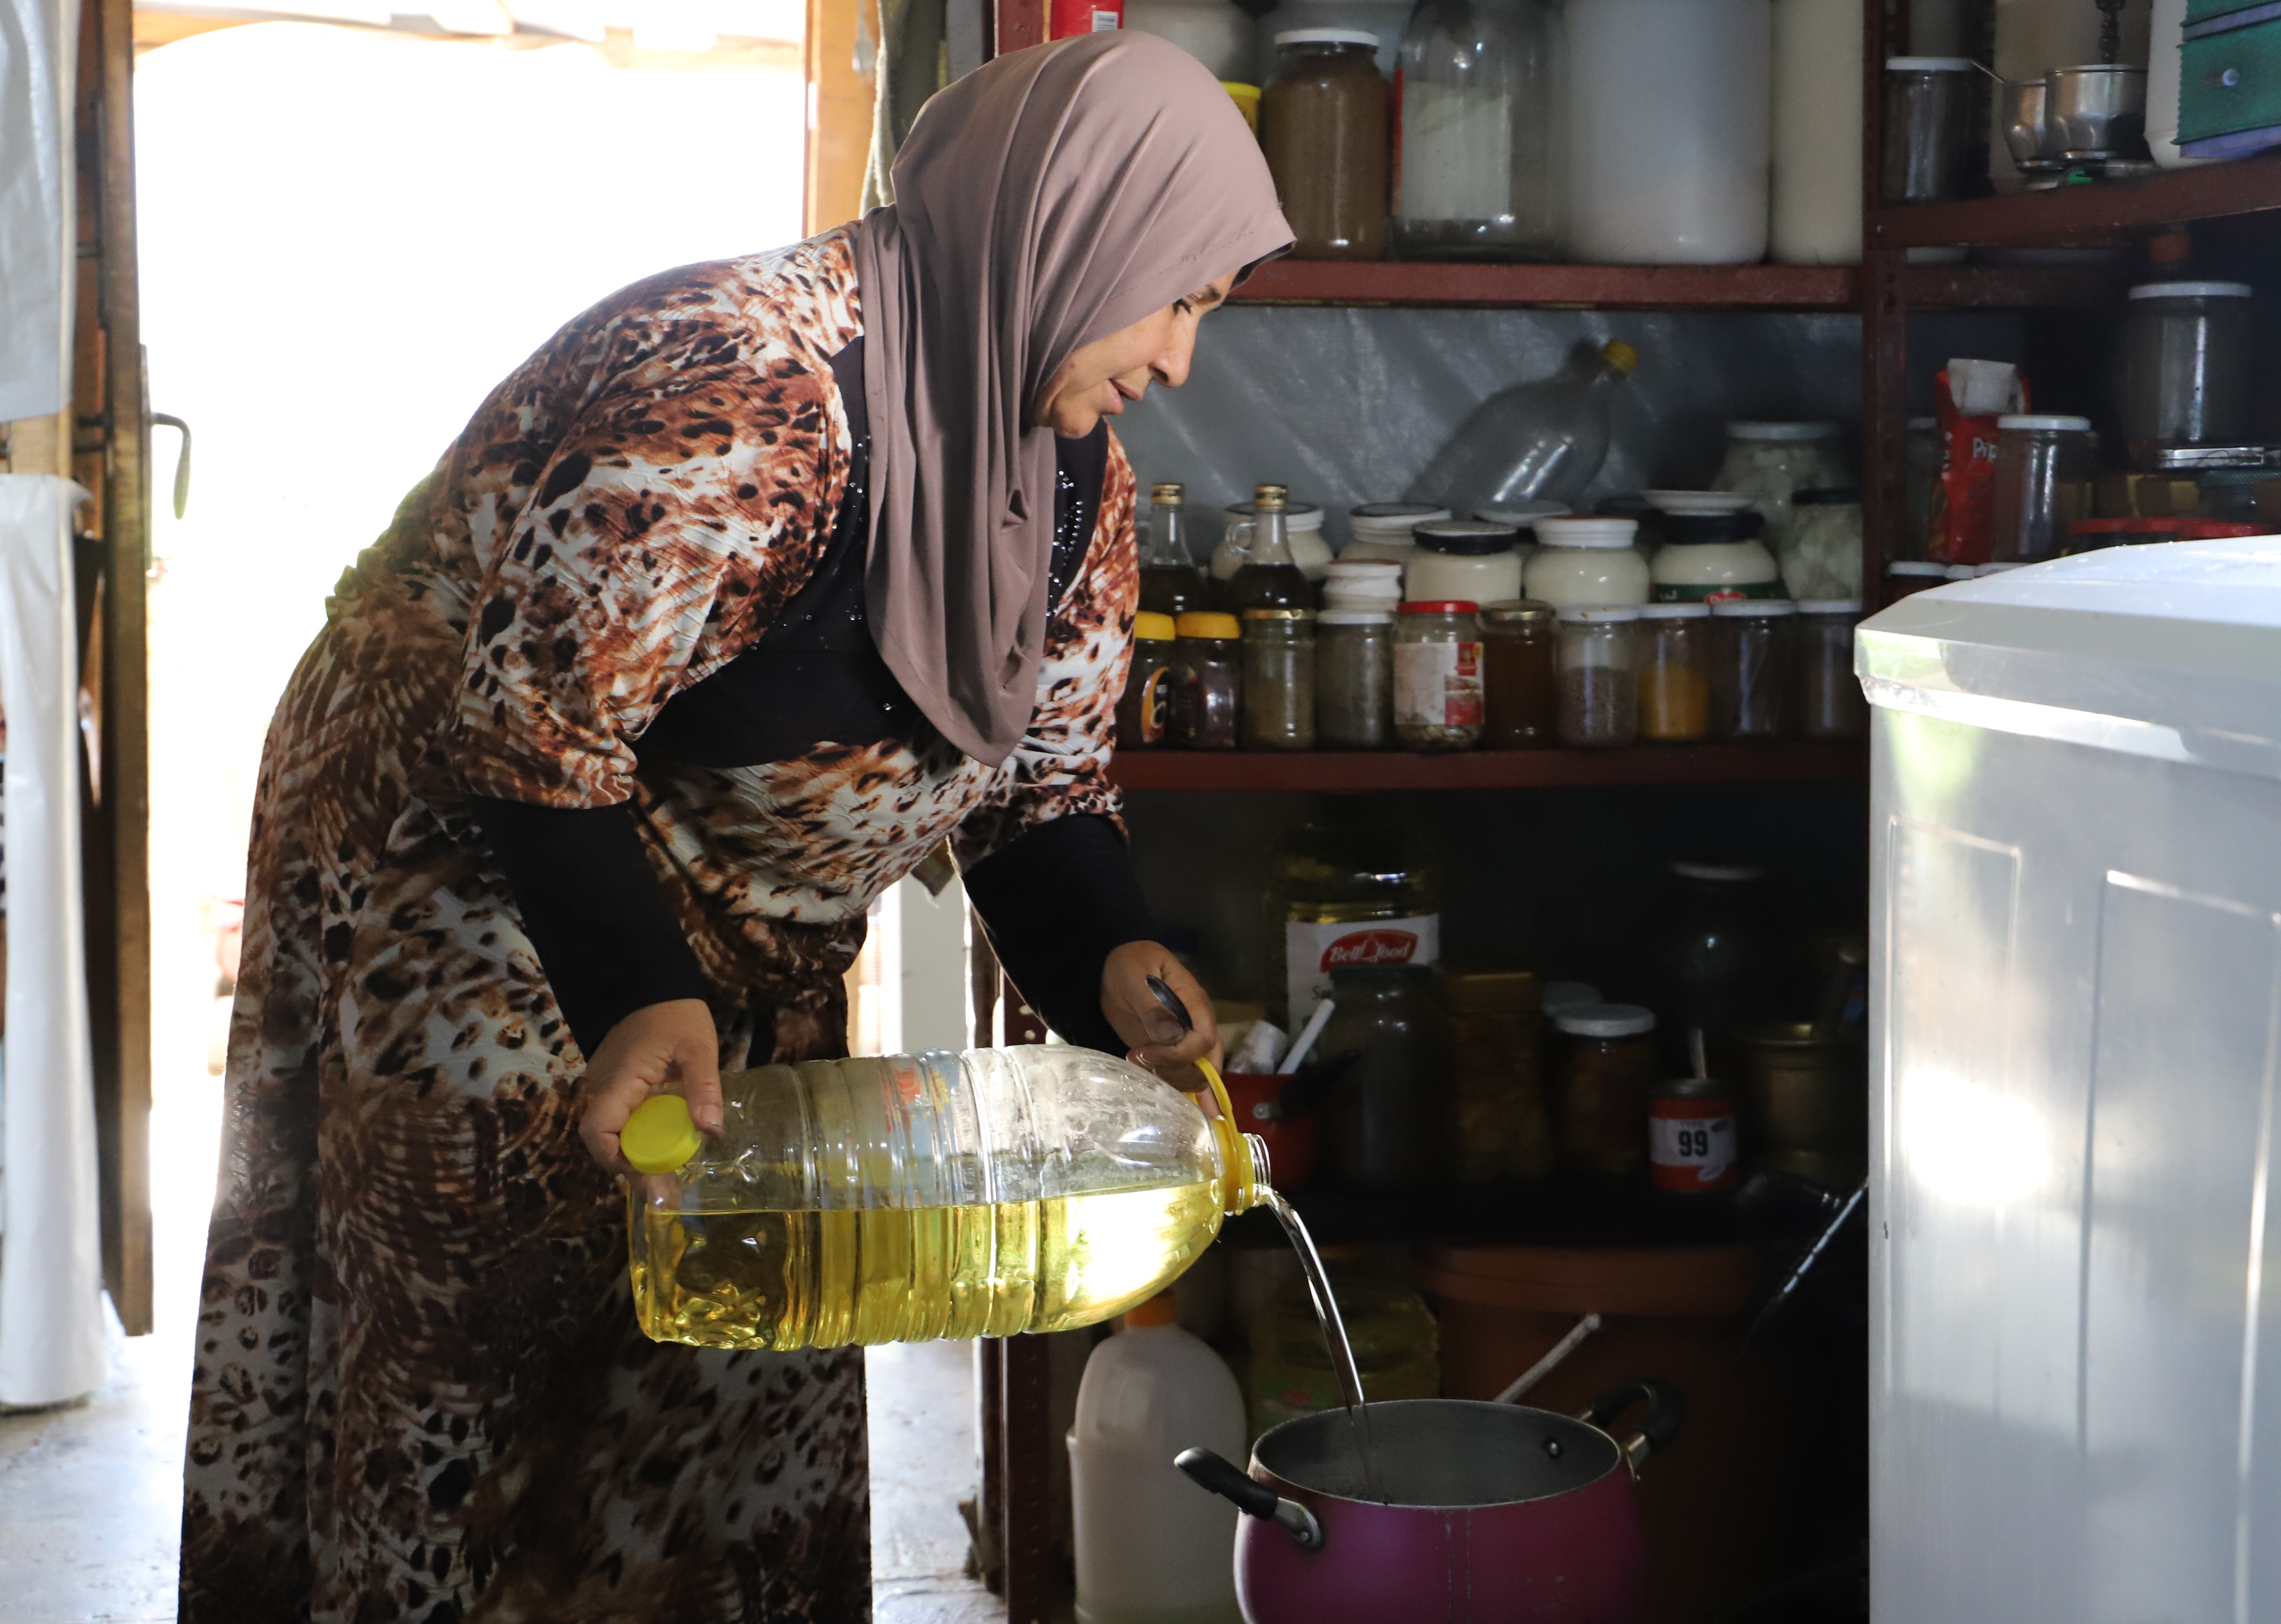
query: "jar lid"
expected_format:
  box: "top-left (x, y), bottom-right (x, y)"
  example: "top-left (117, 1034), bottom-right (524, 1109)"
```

top-left (1325, 558), bottom-right (1403, 576)
top-left (1555, 605), bottom-right (1642, 623)
top-left (1149, 482), bottom-right (1184, 505)
top-left (1638, 602), bottom-right (1711, 619)
top-left (1793, 486), bottom-right (1862, 506)
top-left (1414, 520), bottom-right (1519, 555)
top-left (1671, 860), bottom-right (1764, 881)
top-left (1663, 510), bottom-right (1767, 543)
top-left (1349, 502), bottom-right (1448, 530)
top-left (1175, 611), bottom-right (1242, 639)
top-left (1727, 420), bottom-right (1843, 440)
top-left (1275, 26), bottom-right (1380, 46)
top-left (1995, 414), bottom-right (2092, 431)
top-left (1398, 599), bottom-right (1481, 614)
top-left (1319, 609), bottom-right (1393, 625)
top-left (1795, 598), bottom-right (1863, 614)
top-left (1225, 500), bottom-right (1325, 529)
top-left (1885, 54), bottom-right (1977, 70)
top-left (1480, 598), bottom-right (1557, 624)
top-left (1475, 501), bottom-right (1571, 527)
top-left (2128, 280), bottom-right (2254, 299)
top-left (1531, 516), bottom-right (1638, 548)
top-left (1888, 561), bottom-right (1947, 577)
top-left (1133, 610), bottom-right (1178, 641)
top-left (1554, 1001), bottom-right (1656, 1038)
top-left (1709, 599), bottom-right (1798, 616)
top-left (1644, 489), bottom-right (1757, 517)
top-left (1325, 581), bottom-right (1403, 600)
top-left (1944, 564), bottom-right (1978, 579)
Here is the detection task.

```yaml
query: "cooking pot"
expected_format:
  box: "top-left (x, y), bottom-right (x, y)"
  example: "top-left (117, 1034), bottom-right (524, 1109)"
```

top-left (1179, 1378), bottom-right (1683, 1623)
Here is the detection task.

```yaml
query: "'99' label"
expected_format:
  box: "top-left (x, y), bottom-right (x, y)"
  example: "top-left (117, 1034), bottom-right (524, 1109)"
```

top-left (1649, 1106), bottom-right (1738, 1192)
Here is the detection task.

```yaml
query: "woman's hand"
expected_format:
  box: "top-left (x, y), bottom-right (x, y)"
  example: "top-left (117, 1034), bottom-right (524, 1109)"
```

top-left (577, 998), bottom-right (722, 1175)
top-left (1100, 941), bottom-right (1222, 1089)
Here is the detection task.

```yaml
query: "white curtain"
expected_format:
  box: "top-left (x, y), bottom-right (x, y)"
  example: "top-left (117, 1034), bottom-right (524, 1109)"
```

top-left (0, 474), bottom-right (105, 1407)
top-left (0, 0), bottom-right (75, 422)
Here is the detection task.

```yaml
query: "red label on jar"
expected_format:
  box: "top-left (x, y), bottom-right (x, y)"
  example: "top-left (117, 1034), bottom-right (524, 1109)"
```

top-left (1320, 928), bottom-right (1421, 971)
top-left (1703, 587), bottom-right (1748, 605)
top-left (1649, 1100), bottom-right (1738, 1191)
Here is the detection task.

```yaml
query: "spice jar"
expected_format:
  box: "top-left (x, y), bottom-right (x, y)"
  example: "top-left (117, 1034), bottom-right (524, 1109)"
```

top-left (1793, 598), bottom-right (1866, 741)
top-left (1444, 967), bottom-right (1552, 1181)
top-left (1555, 606), bottom-right (1640, 749)
top-left (1392, 600), bottom-right (1483, 750)
top-left (1782, 487), bottom-right (1863, 600)
top-left (1167, 611), bottom-right (1243, 749)
top-left (2117, 281), bottom-right (2254, 467)
top-left (1555, 1003), bottom-right (1657, 1176)
top-left (1880, 56), bottom-right (1980, 203)
top-left (1315, 964), bottom-right (1451, 1191)
top-left (1315, 609), bottom-right (1393, 748)
top-left (1116, 610), bottom-right (1178, 750)
top-left (1710, 599), bottom-right (1797, 741)
top-left (1406, 520), bottom-right (1525, 606)
top-left (1343, 502), bottom-right (1449, 566)
top-left (1241, 609), bottom-right (1317, 751)
top-left (1649, 1075), bottom-right (1740, 1193)
top-left (1321, 557), bottom-right (1404, 614)
top-left (1523, 516), bottom-right (1651, 608)
top-left (1636, 603), bottom-right (1712, 743)
top-left (1479, 599), bottom-right (1557, 750)
top-left (1262, 29), bottom-right (1391, 260)
top-left (1990, 415), bottom-right (2095, 563)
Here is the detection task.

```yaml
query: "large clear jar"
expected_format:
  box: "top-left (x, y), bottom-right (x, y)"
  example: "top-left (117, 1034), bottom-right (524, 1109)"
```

top-left (1523, 516), bottom-right (1652, 608)
top-left (1711, 421), bottom-right (1852, 557)
top-left (1342, 502), bottom-right (1448, 566)
top-left (1240, 608), bottom-right (1317, 750)
top-left (1391, 0), bottom-right (1563, 260)
top-left (1263, 29), bottom-right (1391, 260)
top-left (2117, 282), bottom-right (2253, 466)
top-left (1167, 611), bottom-right (1244, 749)
top-left (1709, 599), bottom-right (1797, 740)
top-left (1554, 1003), bottom-right (1658, 1175)
top-left (1265, 817), bottom-right (1441, 1029)
top-left (1480, 598), bottom-right (1558, 749)
top-left (1444, 967), bottom-right (1552, 1181)
top-left (1794, 598), bottom-right (1866, 740)
top-left (1649, 511), bottom-right (1781, 602)
top-left (1636, 602), bottom-right (1712, 742)
top-left (1989, 414), bottom-right (2095, 563)
top-left (1555, 606), bottom-right (1640, 748)
top-left (1116, 609), bottom-right (1179, 749)
top-left (1314, 963), bottom-right (1451, 1190)
top-left (1405, 519), bottom-right (1525, 604)
top-left (1782, 487), bottom-right (1864, 599)
top-left (1652, 860), bottom-right (1772, 1076)
top-left (1315, 609), bottom-right (1393, 748)
top-left (1880, 55), bottom-right (1980, 202)
top-left (1392, 600), bottom-right (1484, 750)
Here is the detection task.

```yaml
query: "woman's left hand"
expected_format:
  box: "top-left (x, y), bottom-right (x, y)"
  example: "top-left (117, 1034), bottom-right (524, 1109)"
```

top-left (1100, 941), bottom-right (1222, 1089)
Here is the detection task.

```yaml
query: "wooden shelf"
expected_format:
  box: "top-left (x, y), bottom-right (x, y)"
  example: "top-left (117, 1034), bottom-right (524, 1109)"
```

top-left (1227, 258), bottom-right (2117, 310)
top-left (1869, 153), bottom-right (2281, 249)
top-left (1111, 741), bottom-right (1866, 792)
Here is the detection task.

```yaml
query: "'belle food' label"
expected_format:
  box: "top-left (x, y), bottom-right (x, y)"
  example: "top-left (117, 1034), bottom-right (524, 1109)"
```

top-left (1392, 639), bottom-right (1484, 728)
top-left (1649, 1102), bottom-right (1738, 1192)
top-left (1286, 914), bottom-right (1440, 1028)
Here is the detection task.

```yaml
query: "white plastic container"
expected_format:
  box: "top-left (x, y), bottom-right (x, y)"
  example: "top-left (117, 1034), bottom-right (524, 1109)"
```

top-left (1216, 501), bottom-right (1334, 582)
top-left (1864, 540), bottom-right (2281, 1624)
top-left (1566, 0), bottom-right (1773, 264)
top-left (1522, 516), bottom-right (1652, 607)
top-left (1070, 1294), bottom-right (1248, 1624)
top-left (1406, 520), bottom-right (1526, 604)
top-left (1771, 0), bottom-right (1863, 264)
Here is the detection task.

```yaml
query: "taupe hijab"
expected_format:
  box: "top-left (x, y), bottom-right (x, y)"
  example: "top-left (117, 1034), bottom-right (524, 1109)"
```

top-left (855, 31), bottom-right (1293, 765)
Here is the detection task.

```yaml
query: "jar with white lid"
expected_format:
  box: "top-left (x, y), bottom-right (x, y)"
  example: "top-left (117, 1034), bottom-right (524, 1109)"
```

top-left (1989, 415), bottom-right (2094, 563)
top-left (1315, 608), bottom-right (1394, 748)
top-left (2117, 281), bottom-right (2254, 464)
top-left (1709, 598), bottom-right (1797, 741)
top-left (1711, 421), bottom-right (1852, 555)
top-left (1555, 606), bottom-right (1640, 748)
top-left (1406, 520), bottom-right (1525, 605)
top-left (1343, 502), bottom-right (1448, 565)
top-left (1322, 557), bottom-right (1404, 614)
top-left (1649, 510), bottom-right (1781, 602)
top-left (1522, 516), bottom-right (1652, 608)
top-left (1216, 499), bottom-right (1334, 582)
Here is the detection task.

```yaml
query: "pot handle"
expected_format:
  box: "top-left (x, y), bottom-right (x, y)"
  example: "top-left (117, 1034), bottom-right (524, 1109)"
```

top-left (1577, 1378), bottom-right (1686, 1473)
top-left (1175, 1448), bottom-right (1325, 1552)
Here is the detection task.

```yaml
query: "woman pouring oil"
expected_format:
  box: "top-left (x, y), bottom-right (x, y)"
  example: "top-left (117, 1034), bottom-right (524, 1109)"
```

top-left (180, 33), bottom-right (1289, 1623)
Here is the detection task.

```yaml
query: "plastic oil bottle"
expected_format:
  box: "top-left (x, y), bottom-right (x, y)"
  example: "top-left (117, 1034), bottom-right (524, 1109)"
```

top-left (620, 1046), bottom-right (1271, 1351)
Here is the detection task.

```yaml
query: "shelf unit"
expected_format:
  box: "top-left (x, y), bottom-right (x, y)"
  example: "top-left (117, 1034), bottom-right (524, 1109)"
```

top-left (1111, 742), bottom-right (1866, 793)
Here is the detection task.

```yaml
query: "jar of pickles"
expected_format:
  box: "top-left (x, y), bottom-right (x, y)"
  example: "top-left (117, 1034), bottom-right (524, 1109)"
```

top-left (1794, 599), bottom-right (1866, 740)
top-left (1241, 609), bottom-right (1316, 750)
top-left (1555, 1003), bottom-right (1657, 1176)
top-left (1116, 610), bottom-right (1178, 749)
top-left (1168, 611), bottom-right (1243, 749)
top-left (1636, 602), bottom-right (1712, 742)
top-left (1316, 609), bottom-right (1393, 748)
top-left (1479, 599), bottom-right (1556, 749)
top-left (1709, 599), bottom-right (1797, 741)
top-left (1392, 600), bottom-right (1483, 750)
top-left (1555, 606), bottom-right (1640, 749)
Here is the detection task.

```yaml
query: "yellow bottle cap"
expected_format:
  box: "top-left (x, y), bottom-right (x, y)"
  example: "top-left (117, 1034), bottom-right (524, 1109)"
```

top-left (1176, 611), bottom-right (1242, 640)
top-left (1124, 1292), bottom-right (1180, 1330)
top-left (1603, 339), bottom-right (1640, 376)
top-left (1220, 81), bottom-right (1261, 132)
top-left (1133, 611), bottom-right (1178, 642)
top-left (622, 1093), bottom-right (703, 1175)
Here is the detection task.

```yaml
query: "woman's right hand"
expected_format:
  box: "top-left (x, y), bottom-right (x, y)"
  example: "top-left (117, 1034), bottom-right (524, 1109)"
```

top-left (577, 998), bottom-right (723, 1175)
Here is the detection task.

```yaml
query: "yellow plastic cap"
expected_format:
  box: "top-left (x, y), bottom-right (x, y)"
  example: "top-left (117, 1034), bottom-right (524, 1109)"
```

top-left (1603, 340), bottom-right (1639, 376)
top-left (1133, 611), bottom-right (1178, 642)
top-left (1177, 611), bottom-right (1242, 640)
top-left (1124, 1293), bottom-right (1180, 1330)
top-left (1221, 81), bottom-right (1261, 132)
top-left (622, 1093), bottom-right (703, 1175)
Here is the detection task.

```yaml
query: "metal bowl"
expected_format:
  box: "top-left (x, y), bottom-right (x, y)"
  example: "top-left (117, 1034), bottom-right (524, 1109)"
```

top-left (2003, 77), bottom-right (2060, 168)
top-left (2045, 64), bottom-right (2148, 161)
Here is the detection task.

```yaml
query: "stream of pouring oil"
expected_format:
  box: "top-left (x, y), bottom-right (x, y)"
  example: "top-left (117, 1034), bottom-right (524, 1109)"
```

top-left (1263, 1188), bottom-right (1387, 1504)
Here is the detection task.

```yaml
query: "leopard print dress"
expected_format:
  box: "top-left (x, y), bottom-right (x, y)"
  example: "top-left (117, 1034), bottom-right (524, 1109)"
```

top-left (181, 226), bottom-right (1138, 1624)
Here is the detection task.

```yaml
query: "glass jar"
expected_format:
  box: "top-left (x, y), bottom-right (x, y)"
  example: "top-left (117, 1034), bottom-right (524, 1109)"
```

top-left (1710, 599), bottom-right (1797, 740)
top-left (1322, 557), bottom-right (1404, 613)
top-left (1479, 598), bottom-right (1557, 750)
top-left (1262, 30), bottom-right (1391, 260)
top-left (1636, 603), bottom-right (1712, 743)
top-left (1522, 516), bottom-right (1652, 608)
top-left (1392, 600), bottom-right (1484, 750)
top-left (1405, 520), bottom-right (1525, 604)
top-left (1556, 606), bottom-right (1640, 748)
top-left (1711, 420), bottom-right (1851, 557)
top-left (1138, 481), bottom-right (1205, 618)
top-left (1240, 609), bottom-right (1317, 750)
top-left (1315, 963), bottom-right (1451, 1190)
top-left (1653, 860), bottom-right (1772, 1077)
top-left (1555, 1003), bottom-right (1657, 1175)
top-left (1392, 0), bottom-right (1561, 260)
top-left (1444, 967), bottom-right (1552, 1181)
top-left (1265, 817), bottom-right (1441, 1029)
top-left (1116, 609), bottom-right (1179, 750)
top-left (1649, 511), bottom-right (1781, 602)
top-left (1315, 609), bottom-right (1393, 748)
top-left (2117, 281), bottom-right (2254, 466)
top-left (1343, 502), bottom-right (1448, 565)
top-left (1783, 487), bottom-right (1864, 599)
top-left (1990, 415), bottom-right (2095, 563)
top-left (1649, 1075), bottom-right (1740, 1194)
top-left (1167, 611), bottom-right (1243, 749)
top-left (1886, 559), bottom-right (1947, 598)
top-left (1903, 415), bottom-right (1939, 562)
top-left (1880, 56), bottom-right (1980, 203)
top-left (1794, 598), bottom-right (1866, 741)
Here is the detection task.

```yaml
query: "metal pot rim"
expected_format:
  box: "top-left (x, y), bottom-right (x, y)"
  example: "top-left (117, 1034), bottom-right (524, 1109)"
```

top-left (1250, 1398), bottom-right (1627, 1510)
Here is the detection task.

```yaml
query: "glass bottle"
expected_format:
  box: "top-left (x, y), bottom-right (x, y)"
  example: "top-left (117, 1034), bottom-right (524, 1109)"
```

top-left (1392, 0), bottom-right (1564, 261)
top-left (1409, 341), bottom-right (1638, 516)
top-left (1139, 481), bottom-right (1206, 618)
top-left (1224, 483), bottom-right (1318, 613)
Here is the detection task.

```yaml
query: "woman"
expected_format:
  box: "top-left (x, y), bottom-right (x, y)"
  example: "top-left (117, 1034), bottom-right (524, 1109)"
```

top-left (181, 32), bottom-right (1291, 1622)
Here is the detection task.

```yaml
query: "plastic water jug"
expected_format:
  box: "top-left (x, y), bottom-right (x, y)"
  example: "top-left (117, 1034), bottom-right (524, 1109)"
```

top-left (620, 1046), bottom-right (1270, 1351)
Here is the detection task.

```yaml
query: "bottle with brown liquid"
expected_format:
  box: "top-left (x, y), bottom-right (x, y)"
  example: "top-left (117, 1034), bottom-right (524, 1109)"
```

top-left (1224, 483), bottom-right (1317, 613)
top-left (1139, 482), bottom-right (1205, 618)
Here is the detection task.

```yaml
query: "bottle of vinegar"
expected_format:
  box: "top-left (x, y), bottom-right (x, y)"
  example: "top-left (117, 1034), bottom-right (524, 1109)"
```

top-left (1224, 483), bottom-right (1318, 613)
top-left (1139, 481), bottom-right (1206, 618)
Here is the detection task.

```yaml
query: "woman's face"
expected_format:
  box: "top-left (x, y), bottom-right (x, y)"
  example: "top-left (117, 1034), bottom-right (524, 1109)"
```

top-left (1032, 274), bottom-right (1236, 438)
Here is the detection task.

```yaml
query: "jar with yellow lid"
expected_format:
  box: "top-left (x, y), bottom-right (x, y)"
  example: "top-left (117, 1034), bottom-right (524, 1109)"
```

top-left (1117, 610), bottom-right (1179, 749)
top-left (1168, 611), bottom-right (1243, 749)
